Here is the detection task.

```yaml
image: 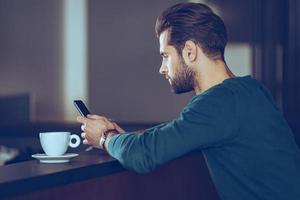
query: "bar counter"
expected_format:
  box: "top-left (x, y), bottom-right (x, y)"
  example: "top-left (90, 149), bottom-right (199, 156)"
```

top-left (0, 150), bottom-right (123, 199)
top-left (0, 150), bottom-right (220, 200)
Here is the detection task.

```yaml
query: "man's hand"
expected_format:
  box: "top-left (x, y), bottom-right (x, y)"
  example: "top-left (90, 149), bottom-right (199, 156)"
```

top-left (76, 114), bottom-right (125, 149)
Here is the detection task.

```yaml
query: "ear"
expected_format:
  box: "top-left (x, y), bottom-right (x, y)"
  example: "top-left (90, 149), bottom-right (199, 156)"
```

top-left (182, 40), bottom-right (197, 64)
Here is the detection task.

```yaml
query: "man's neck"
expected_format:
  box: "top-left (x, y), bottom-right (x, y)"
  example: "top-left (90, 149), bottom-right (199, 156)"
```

top-left (193, 60), bottom-right (235, 95)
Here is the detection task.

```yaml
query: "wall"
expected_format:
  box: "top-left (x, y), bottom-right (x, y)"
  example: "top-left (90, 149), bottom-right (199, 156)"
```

top-left (283, 0), bottom-right (300, 145)
top-left (0, 0), bottom-right (64, 121)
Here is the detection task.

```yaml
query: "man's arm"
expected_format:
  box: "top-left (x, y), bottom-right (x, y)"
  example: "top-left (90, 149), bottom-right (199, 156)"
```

top-left (105, 87), bottom-right (238, 174)
top-left (104, 122), bottom-right (170, 152)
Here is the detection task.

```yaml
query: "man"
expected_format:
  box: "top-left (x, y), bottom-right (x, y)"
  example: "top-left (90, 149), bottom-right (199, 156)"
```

top-left (77, 3), bottom-right (300, 200)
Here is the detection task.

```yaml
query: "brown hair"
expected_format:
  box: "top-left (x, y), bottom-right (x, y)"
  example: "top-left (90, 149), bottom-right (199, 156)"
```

top-left (155, 2), bottom-right (227, 60)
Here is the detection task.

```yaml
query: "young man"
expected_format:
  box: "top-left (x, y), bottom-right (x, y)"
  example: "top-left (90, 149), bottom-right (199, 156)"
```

top-left (77, 3), bottom-right (300, 200)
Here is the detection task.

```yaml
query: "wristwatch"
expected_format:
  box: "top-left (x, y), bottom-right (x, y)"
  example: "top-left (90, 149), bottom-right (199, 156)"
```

top-left (99, 131), bottom-right (108, 150)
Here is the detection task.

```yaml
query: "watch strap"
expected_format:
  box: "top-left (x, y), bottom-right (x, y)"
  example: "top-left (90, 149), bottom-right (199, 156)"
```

top-left (99, 131), bottom-right (108, 150)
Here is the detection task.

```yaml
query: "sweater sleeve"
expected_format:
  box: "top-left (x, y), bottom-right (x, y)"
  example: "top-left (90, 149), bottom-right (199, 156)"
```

top-left (108, 87), bottom-right (238, 174)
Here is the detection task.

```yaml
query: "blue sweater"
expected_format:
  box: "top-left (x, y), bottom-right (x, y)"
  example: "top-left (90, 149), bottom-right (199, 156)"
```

top-left (108, 76), bottom-right (300, 200)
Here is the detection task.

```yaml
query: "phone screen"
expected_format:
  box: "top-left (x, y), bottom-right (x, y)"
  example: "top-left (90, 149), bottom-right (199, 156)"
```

top-left (73, 100), bottom-right (91, 117)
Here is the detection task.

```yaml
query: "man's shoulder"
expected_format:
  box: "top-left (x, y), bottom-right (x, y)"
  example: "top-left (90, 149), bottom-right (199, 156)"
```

top-left (184, 76), bottom-right (260, 114)
top-left (191, 83), bottom-right (235, 104)
top-left (184, 84), bottom-right (237, 115)
top-left (193, 76), bottom-right (260, 102)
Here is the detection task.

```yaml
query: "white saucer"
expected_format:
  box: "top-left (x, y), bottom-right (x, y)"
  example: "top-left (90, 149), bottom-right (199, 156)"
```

top-left (32, 153), bottom-right (79, 163)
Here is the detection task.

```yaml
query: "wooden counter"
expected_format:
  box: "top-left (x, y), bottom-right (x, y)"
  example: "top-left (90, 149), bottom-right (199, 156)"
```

top-left (0, 150), bottom-right (219, 200)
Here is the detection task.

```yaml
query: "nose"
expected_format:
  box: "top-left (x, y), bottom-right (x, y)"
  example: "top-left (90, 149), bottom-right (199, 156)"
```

top-left (159, 63), bottom-right (168, 75)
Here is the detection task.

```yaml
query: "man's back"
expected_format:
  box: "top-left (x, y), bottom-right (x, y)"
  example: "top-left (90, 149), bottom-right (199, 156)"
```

top-left (108, 76), bottom-right (300, 200)
top-left (203, 76), bottom-right (300, 200)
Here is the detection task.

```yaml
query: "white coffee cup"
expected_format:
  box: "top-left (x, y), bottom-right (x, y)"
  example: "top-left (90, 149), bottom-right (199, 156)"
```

top-left (39, 132), bottom-right (81, 156)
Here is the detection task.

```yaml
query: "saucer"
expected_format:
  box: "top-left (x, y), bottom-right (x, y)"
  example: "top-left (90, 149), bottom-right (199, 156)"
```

top-left (32, 153), bottom-right (79, 163)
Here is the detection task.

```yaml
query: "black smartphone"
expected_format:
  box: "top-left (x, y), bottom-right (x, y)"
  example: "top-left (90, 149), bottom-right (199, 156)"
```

top-left (73, 100), bottom-right (91, 117)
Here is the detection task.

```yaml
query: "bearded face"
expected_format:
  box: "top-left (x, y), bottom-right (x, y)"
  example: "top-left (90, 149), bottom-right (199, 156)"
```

top-left (159, 30), bottom-right (196, 94)
top-left (167, 55), bottom-right (196, 94)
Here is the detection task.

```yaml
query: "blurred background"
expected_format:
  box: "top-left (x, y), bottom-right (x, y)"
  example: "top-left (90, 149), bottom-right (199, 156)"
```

top-left (0, 0), bottom-right (299, 164)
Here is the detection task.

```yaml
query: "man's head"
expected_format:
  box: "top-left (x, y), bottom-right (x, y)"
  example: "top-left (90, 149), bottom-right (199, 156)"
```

top-left (155, 3), bottom-right (227, 94)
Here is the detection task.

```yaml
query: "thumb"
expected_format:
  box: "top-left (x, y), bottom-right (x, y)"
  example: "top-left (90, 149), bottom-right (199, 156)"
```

top-left (112, 122), bottom-right (125, 133)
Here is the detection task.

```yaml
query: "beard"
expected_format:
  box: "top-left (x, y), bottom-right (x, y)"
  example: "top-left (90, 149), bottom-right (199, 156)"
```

top-left (169, 57), bottom-right (196, 94)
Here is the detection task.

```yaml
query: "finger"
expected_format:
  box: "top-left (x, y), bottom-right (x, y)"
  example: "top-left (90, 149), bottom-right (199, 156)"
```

top-left (77, 116), bottom-right (88, 124)
top-left (81, 132), bottom-right (86, 138)
top-left (114, 125), bottom-right (125, 133)
top-left (105, 122), bottom-right (116, 130)
top-left (103, 118), bottom-right (118, 129)
top-left (108, 118), bottom-right (115, 122)
top-left (83, 139), bottom-right (89, 145)
top-left (81, 124), bottom-right (86, 131)
top-left (87, 114), bottom-right (105, 120)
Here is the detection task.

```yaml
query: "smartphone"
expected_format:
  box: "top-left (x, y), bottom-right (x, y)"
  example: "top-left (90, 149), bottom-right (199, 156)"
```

top-left (74, 100), bottom-right (93, 151)
top-left (73, 100), bottom-right (91, 117)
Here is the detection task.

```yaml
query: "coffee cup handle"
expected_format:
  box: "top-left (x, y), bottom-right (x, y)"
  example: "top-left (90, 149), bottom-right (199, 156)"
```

top-left (69, 134), bottom-right (81, 148)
